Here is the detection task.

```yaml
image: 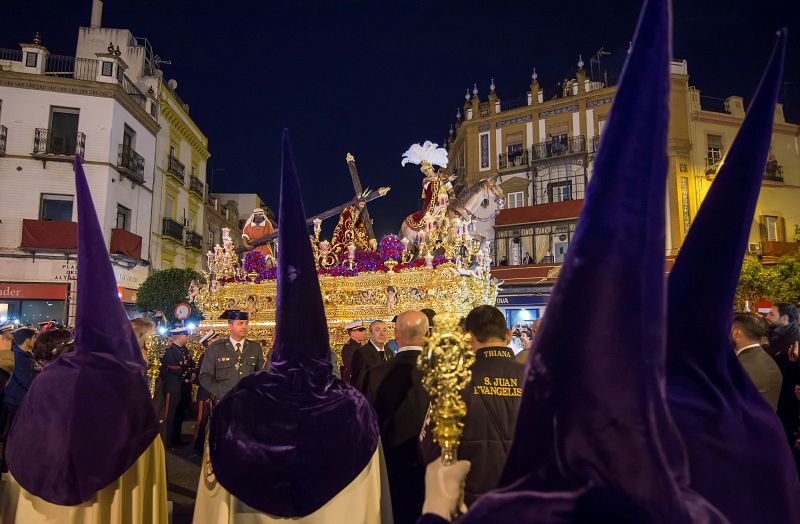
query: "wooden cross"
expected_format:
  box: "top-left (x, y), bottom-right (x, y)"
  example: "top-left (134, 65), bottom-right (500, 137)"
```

top-left (248, 153), bottom-right (387, 249)
top-left (346, 153), bottom-right (376, 241)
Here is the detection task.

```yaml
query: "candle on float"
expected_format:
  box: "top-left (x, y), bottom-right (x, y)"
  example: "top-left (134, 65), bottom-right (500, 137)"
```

top-left (348, 243), bottom-right (356, 259)
top-left (401, 238), bottom-right (409, 251)
top-left (425, 252), bottom-right (434, 269)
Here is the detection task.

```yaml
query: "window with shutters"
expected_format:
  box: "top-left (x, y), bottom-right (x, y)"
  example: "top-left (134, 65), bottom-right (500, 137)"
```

top-left (762, 215), bottom-right (785, 242)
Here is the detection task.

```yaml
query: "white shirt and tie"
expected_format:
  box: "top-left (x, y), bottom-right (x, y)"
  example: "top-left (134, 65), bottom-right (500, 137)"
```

top-left (230, 337), bottom-right (244, 354)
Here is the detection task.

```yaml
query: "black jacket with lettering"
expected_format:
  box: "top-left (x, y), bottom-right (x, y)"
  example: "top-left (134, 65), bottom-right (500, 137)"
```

top-left (419, 346), bottom-right (524, 505)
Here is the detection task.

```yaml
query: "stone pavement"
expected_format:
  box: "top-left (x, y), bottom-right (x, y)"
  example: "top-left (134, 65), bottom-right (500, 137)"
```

top-left (166, 420), bottom-right (202, 524)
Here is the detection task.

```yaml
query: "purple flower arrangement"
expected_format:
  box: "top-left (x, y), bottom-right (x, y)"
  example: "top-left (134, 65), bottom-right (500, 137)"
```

top-left (234, 238), bottom-right (454, 283)
top-left (378, 234), bottom-right (405, 262)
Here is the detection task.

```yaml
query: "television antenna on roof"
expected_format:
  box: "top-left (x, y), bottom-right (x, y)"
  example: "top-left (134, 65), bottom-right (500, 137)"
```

top-left (589, 47), bottom-right (611, 83)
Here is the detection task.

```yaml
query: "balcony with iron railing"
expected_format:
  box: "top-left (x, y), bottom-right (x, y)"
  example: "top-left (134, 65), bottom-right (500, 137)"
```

top-left (189, 175), bottom-right (205, 198)
top-left (206, 189), bottom-right (217, 206)
top-left (162, 217), bottom-right (184, 242)
top-left (43, 54), bottom-right (98, 80)
top-left (185, 230), bottom-right (203, 250)
top-left (117, 144), bottom-right (145, 184)
top-left (120, 74), bottom-right (147, 109)
top-left (166, 155), bottom-right (185, 183)
top-left (764, 161), bottom-right (784, 182)
top-left (530, 135), bottom-right (586, 162)
top-left (590, 136), bottom-right (601, 153)
top-left (705, 157), bottom-right (721, 178)
top-left (498, 149), bottom-right (530, 170)
top-left (0, 51), bottom-right (148, 111)
top-left (33, 128), bottom-right (86, 160)
top-left (0, 125), bottom-right (6, 156)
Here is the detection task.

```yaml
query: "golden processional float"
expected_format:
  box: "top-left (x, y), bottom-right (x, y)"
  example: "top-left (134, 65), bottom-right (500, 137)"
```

top-left (192, 142), bottom-right (502, 358)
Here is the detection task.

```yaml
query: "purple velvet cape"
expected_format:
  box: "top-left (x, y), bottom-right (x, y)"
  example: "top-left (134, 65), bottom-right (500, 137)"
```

top-left (664, 29), bottom-right (800, 524)
top-left (6, 157), bottom-right (158, 505)
top-left (421, 1), bottom-right (727, 522)
top-left (209, 131), bottom-right (379, 517)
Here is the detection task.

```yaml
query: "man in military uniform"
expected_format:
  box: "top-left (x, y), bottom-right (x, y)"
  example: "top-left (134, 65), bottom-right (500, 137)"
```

top-left (162, 325), bottom-right (196, 448)
top-left (193, 330), bottom-right (220, 455)
top-left (340, 321), bottom-right (367, 383)
top-left (199, 310), bottom-right (265, 400)
top-left (419, 305), bottom-right (524, 504)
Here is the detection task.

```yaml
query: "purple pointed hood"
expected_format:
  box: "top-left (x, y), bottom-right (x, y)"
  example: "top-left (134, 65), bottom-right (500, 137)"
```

top-left (6, 157), bottom-right (158, 505)
top-left (458, 1), bottom-right (725, 521)
top-left (208, 131), bottom-right (379, 517)
top-left (665, 30), bottom-right (800, 524)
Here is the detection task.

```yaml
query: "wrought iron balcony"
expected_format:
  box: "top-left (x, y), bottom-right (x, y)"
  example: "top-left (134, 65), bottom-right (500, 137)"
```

top-left (185, 230), bottom-right (203, 250)
top-left (0, 125), bottom-right (6, 156)
top-left (167, 155), bottom-right (185, 183)
top-left (764, 161), bottom-right (784, 182)
top-left (530, 135), bottom-right (586, 162)
top-left (189, 175), bottom-right (205, 198)
top-left (43, 55), bottom-right (98, 81)
top-left (705, 158), bottom-right (721, 178)
top-left (117, 144), bottom-right (145, 183)
top-left (121, 75), bottom-right (147, 110)
top-left (498, 149), bottom-right (529, 169)
top-left (162, 217), bottom-right (184, 242)
top-left (33, 128), bottom-right (86, 158)
top-left (590, 136), bottom-right (601, 153)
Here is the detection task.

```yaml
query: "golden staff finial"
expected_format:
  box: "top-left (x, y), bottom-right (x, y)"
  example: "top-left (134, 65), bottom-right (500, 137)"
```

top-left (418, 312), bottom-right (474, 465)
top-left (145, 334), bottom-right (169, 398)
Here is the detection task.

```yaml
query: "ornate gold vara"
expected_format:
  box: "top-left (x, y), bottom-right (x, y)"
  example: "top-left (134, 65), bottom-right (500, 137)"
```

top-left (418, 312), bottom-right (475, 465)
top-left (145, 334), bottom-right (168, 398)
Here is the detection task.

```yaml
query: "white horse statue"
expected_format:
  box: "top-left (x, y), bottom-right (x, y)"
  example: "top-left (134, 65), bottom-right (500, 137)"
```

top-left (399, 141), bottom-right (505, 248)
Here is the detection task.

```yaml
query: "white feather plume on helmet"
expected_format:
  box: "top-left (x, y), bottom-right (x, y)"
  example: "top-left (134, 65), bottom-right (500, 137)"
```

top-left (401, 141), bottom-right (448, 168)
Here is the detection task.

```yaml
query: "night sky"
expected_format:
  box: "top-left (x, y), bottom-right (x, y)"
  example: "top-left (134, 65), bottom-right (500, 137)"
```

top-left (2, 0), bottom-right (798, 238)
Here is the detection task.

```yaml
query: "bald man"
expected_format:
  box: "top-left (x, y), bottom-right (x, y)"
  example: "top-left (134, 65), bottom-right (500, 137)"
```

top-left (363, 311), bottom-right (430, 524)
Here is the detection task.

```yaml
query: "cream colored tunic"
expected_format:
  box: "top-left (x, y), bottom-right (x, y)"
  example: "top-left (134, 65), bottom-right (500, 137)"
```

top-left (0, 436), bottom-right (168, 524)
top-left (194, 443), bottom-right (393, 524)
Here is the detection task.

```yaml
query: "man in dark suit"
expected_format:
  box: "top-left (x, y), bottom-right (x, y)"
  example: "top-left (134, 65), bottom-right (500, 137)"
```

top-left (339, 321), bottom-right (367, 383)
top-left (364, 311), bottom-right (430, 524)
top-left (162, 325), bottom-right (195, 448)
top-left (765, 302), bottom-right (800, 460)
top-left (350, 319), bottom-right (390, 392)
top-left (199, 310), bottom-right (265, 400)
top-left (732, 312), bottom-right (783, 410)
top-left (420, 304), bottom-right (524, 504)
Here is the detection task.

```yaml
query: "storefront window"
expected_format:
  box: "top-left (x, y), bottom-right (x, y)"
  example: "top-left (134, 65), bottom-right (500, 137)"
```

top-left (20, 299), bottom-right (66, 326)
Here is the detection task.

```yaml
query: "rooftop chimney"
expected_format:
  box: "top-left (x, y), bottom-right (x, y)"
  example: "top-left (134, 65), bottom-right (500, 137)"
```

top-left (90, 0), bottom-right (103, 28)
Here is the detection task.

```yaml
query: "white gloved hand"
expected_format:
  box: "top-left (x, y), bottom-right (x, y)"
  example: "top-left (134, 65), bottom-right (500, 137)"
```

top-left (421, 457), bottom-right (471, 521)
